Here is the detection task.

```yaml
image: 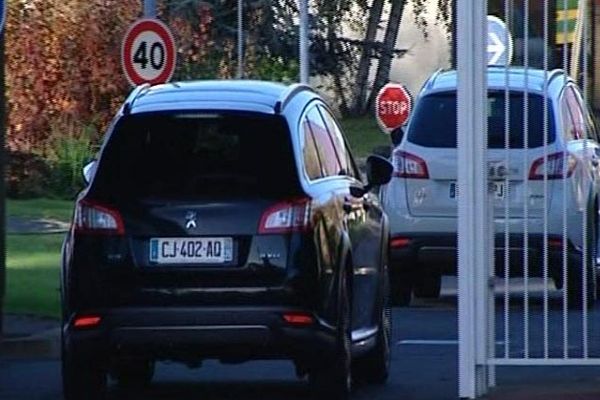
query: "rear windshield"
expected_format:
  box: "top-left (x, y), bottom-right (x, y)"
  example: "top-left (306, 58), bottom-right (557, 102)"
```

top-left (91, 112), bottom-right (301, 200)
top-left (407, 91), bottom-right (556, 148)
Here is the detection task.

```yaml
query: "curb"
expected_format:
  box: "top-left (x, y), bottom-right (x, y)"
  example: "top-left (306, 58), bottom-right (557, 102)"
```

top-left (0, 328), bottom-right (60, 359)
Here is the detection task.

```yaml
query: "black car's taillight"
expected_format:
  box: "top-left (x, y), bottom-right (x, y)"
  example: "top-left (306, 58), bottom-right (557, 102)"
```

top-left (74, 199), bottom-right (125, 235)
top-left (258, 198), bottom-right (311, 234)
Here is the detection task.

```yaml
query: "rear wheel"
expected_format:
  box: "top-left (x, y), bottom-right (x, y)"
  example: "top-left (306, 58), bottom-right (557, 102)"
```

top-left (567, 253), bottom-right (596, 310)
top-left (353, 280), bottom-right (391, 384)
top-left (391, 269), bottom-right (412, 306)
top-left (62, 340), bottom-right (107, 400)
top-left (566, 208), bottom-right (597, 310)
top-left (413, 269), bottom-right (441, 299)
top-left (310, 272), bottom-right (352, 399)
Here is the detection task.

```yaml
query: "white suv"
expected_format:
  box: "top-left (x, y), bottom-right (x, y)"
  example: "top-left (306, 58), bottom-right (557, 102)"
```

top-left (381, 67), bottom-right (600, 308)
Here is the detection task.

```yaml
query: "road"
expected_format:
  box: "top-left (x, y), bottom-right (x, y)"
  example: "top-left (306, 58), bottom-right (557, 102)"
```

top-left (2, 278), bottom-right (600, 400)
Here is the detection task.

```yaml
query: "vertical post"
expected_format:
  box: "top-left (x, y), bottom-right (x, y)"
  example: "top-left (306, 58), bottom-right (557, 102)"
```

top-left (237, 0), bottom-right (244, 79)
top-left (457, 0), bottom-right (489, 397)
top-left (143, 0), bottom-right (156, 18)
top-left (451, 0), bottom-right (457, 69)
top-left (299, 0), bottom-right (309, 84)
top-left (0, 30), bottom-right (5, 337)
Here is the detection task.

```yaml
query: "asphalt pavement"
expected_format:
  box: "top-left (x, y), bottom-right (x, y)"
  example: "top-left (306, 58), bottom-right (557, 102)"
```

top-left (2, 279), bottom-right (600, 399)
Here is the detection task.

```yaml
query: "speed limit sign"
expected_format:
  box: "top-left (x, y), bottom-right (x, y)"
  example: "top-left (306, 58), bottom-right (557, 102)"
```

top-left (121, 19), bottom-right (176, 87)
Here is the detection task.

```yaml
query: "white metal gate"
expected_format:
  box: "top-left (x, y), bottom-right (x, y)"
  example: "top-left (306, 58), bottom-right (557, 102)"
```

top-left (458, 0), bottom-right (600, 398)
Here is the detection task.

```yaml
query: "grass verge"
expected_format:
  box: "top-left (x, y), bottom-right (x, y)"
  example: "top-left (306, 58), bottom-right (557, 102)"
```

top-left (6, 234), bottom-right (63, 319)
top-left (339, 116), bottom-right (391, 158)
top-left (7, 198), bottom-right (73, 222)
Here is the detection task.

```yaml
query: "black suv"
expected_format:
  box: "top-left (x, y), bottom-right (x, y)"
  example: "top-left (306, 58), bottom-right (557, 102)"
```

top-left (61, 80), bottom-right (393, 399)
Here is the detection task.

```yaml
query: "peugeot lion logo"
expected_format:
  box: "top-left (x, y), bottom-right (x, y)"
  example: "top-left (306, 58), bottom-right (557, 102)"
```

top-left (185, 211), bottom-right (197, 229)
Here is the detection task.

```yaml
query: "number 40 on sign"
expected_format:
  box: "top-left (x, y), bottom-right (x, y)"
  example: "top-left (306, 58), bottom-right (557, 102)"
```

top-left (121, 18), bottom-right (177, 87)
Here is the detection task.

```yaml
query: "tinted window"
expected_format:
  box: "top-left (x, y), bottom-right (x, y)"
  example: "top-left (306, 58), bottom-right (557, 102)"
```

top-left (564, 87), bottom-right (586, 140)
top-left (302, 118), bottom-right (323, 180)
top-left (318, 106), bottom-right (356, 178)
top-left (92, 113), bottom-right (301, 201)
top-left (407, 91), bottom-right (556, 148)
top-left (305, 107), bottom-right (341, 177)
top-left (561, 89), bottom-right (577, 142)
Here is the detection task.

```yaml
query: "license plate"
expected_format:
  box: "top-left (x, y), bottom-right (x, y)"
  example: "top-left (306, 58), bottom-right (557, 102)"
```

top-left (149, 237), bottom-right (233, 265)
top-left (492, 181), bottom-right (506, 200)
top-left (449, 181), bottom-right (506, 200)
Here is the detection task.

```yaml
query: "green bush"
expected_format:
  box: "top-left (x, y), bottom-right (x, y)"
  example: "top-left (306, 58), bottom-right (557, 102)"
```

top-left (46, 119), bottom-right (98, 199)
top-left (7, 151), bottom-right (52, 198)
top-left (249, 56), bottom-right (299, 83)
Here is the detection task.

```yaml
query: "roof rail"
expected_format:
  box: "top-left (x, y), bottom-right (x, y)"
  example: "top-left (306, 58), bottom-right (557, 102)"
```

top-left (123, 83), bottom-right (152, 115)
top-left (547, 68), bottom-right (567, 84)
top-left (274, 83), bottom-right (315, 114)
top-left (423, 68), bottom-right (445, 91)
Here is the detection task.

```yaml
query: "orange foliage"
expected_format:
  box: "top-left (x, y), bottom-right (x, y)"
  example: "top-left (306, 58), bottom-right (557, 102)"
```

top-left (6, 0), bottom-right (141, 152)
top-left (6, 1), bottom-right (224, 153)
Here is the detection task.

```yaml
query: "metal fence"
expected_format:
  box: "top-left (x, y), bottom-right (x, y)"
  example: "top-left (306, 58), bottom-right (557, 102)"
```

top-left (458, 0), bottom-right (600, 398)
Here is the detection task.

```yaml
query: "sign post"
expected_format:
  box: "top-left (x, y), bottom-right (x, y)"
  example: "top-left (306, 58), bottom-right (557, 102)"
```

top-left (143, 0), bottom-right (156, 18)
top-left (121, 19), bottom-right (176, 87)
top-left (375, 83), bottom-right (412, 134)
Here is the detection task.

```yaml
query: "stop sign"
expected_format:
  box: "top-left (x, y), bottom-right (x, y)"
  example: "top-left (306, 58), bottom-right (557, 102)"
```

top-left (375, 83), bottom-right (412, 133)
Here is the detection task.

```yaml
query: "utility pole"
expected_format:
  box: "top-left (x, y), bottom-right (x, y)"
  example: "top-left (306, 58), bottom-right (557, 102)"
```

top-left (299, 0), bottom-right (309, 84)
top-left (237, 0), bottom-right (244, 79)
top-left (0, 3), bottom-right (6, 338)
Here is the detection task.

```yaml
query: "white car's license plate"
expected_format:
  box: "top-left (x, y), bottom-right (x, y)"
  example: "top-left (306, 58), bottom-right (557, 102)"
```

top-left (449, 181), bottom-right (506, 200)
top-left (149, 237), bottom-right (233, 264)
top-left (491, 181), bottom-right (506, 200)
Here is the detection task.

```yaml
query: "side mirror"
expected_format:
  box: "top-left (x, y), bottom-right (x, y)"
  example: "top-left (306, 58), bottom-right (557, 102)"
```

top-left (82, 160), bottom-right (97, 185)
top-left (365, 155), bottom-right (393, 192)
top-left (390, 126), bottom-right (405, 147)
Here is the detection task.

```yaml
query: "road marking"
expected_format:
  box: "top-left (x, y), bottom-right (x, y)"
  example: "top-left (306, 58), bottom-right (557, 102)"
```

top-left (398, 340), bottom-right (505, 346)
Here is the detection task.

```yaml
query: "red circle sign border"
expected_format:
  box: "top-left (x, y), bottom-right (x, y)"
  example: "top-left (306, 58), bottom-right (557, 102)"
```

top-left (375, 83), bottom-right (413, 134)
top-left (121, 18), bottom-right (176, 87)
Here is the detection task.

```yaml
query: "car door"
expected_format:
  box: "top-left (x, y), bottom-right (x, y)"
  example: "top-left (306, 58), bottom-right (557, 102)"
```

top-left (317, 105), bottom-right (385, 334)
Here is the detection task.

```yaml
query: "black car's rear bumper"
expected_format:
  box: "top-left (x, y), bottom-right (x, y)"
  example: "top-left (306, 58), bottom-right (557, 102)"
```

top-left (63, 306), bottom-right (336, 364)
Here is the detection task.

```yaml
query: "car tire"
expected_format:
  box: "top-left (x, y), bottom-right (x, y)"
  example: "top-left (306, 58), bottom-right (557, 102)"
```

top-left (353, 285), bottom-right (391, 384)
top-left (62, 340), bottom-right (107, 400)
top-left (310, 272), bottom-right (352, 400)
top-left (111, 359), bottom-right (155, 389)
top-left (566, 233), bottom-right (597, 310)
top-left (413, 269), bottom-right (441, 299)
top-left (391, 270), bottom-right (412, 306)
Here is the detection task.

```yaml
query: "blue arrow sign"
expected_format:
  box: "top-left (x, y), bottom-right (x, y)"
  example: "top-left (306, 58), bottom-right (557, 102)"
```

top-left (487, 15), bottom-right (513, 66)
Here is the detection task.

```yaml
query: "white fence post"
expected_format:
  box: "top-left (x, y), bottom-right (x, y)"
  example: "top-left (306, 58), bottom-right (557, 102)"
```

top-left (457, 0), bottom-right (490, 398)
